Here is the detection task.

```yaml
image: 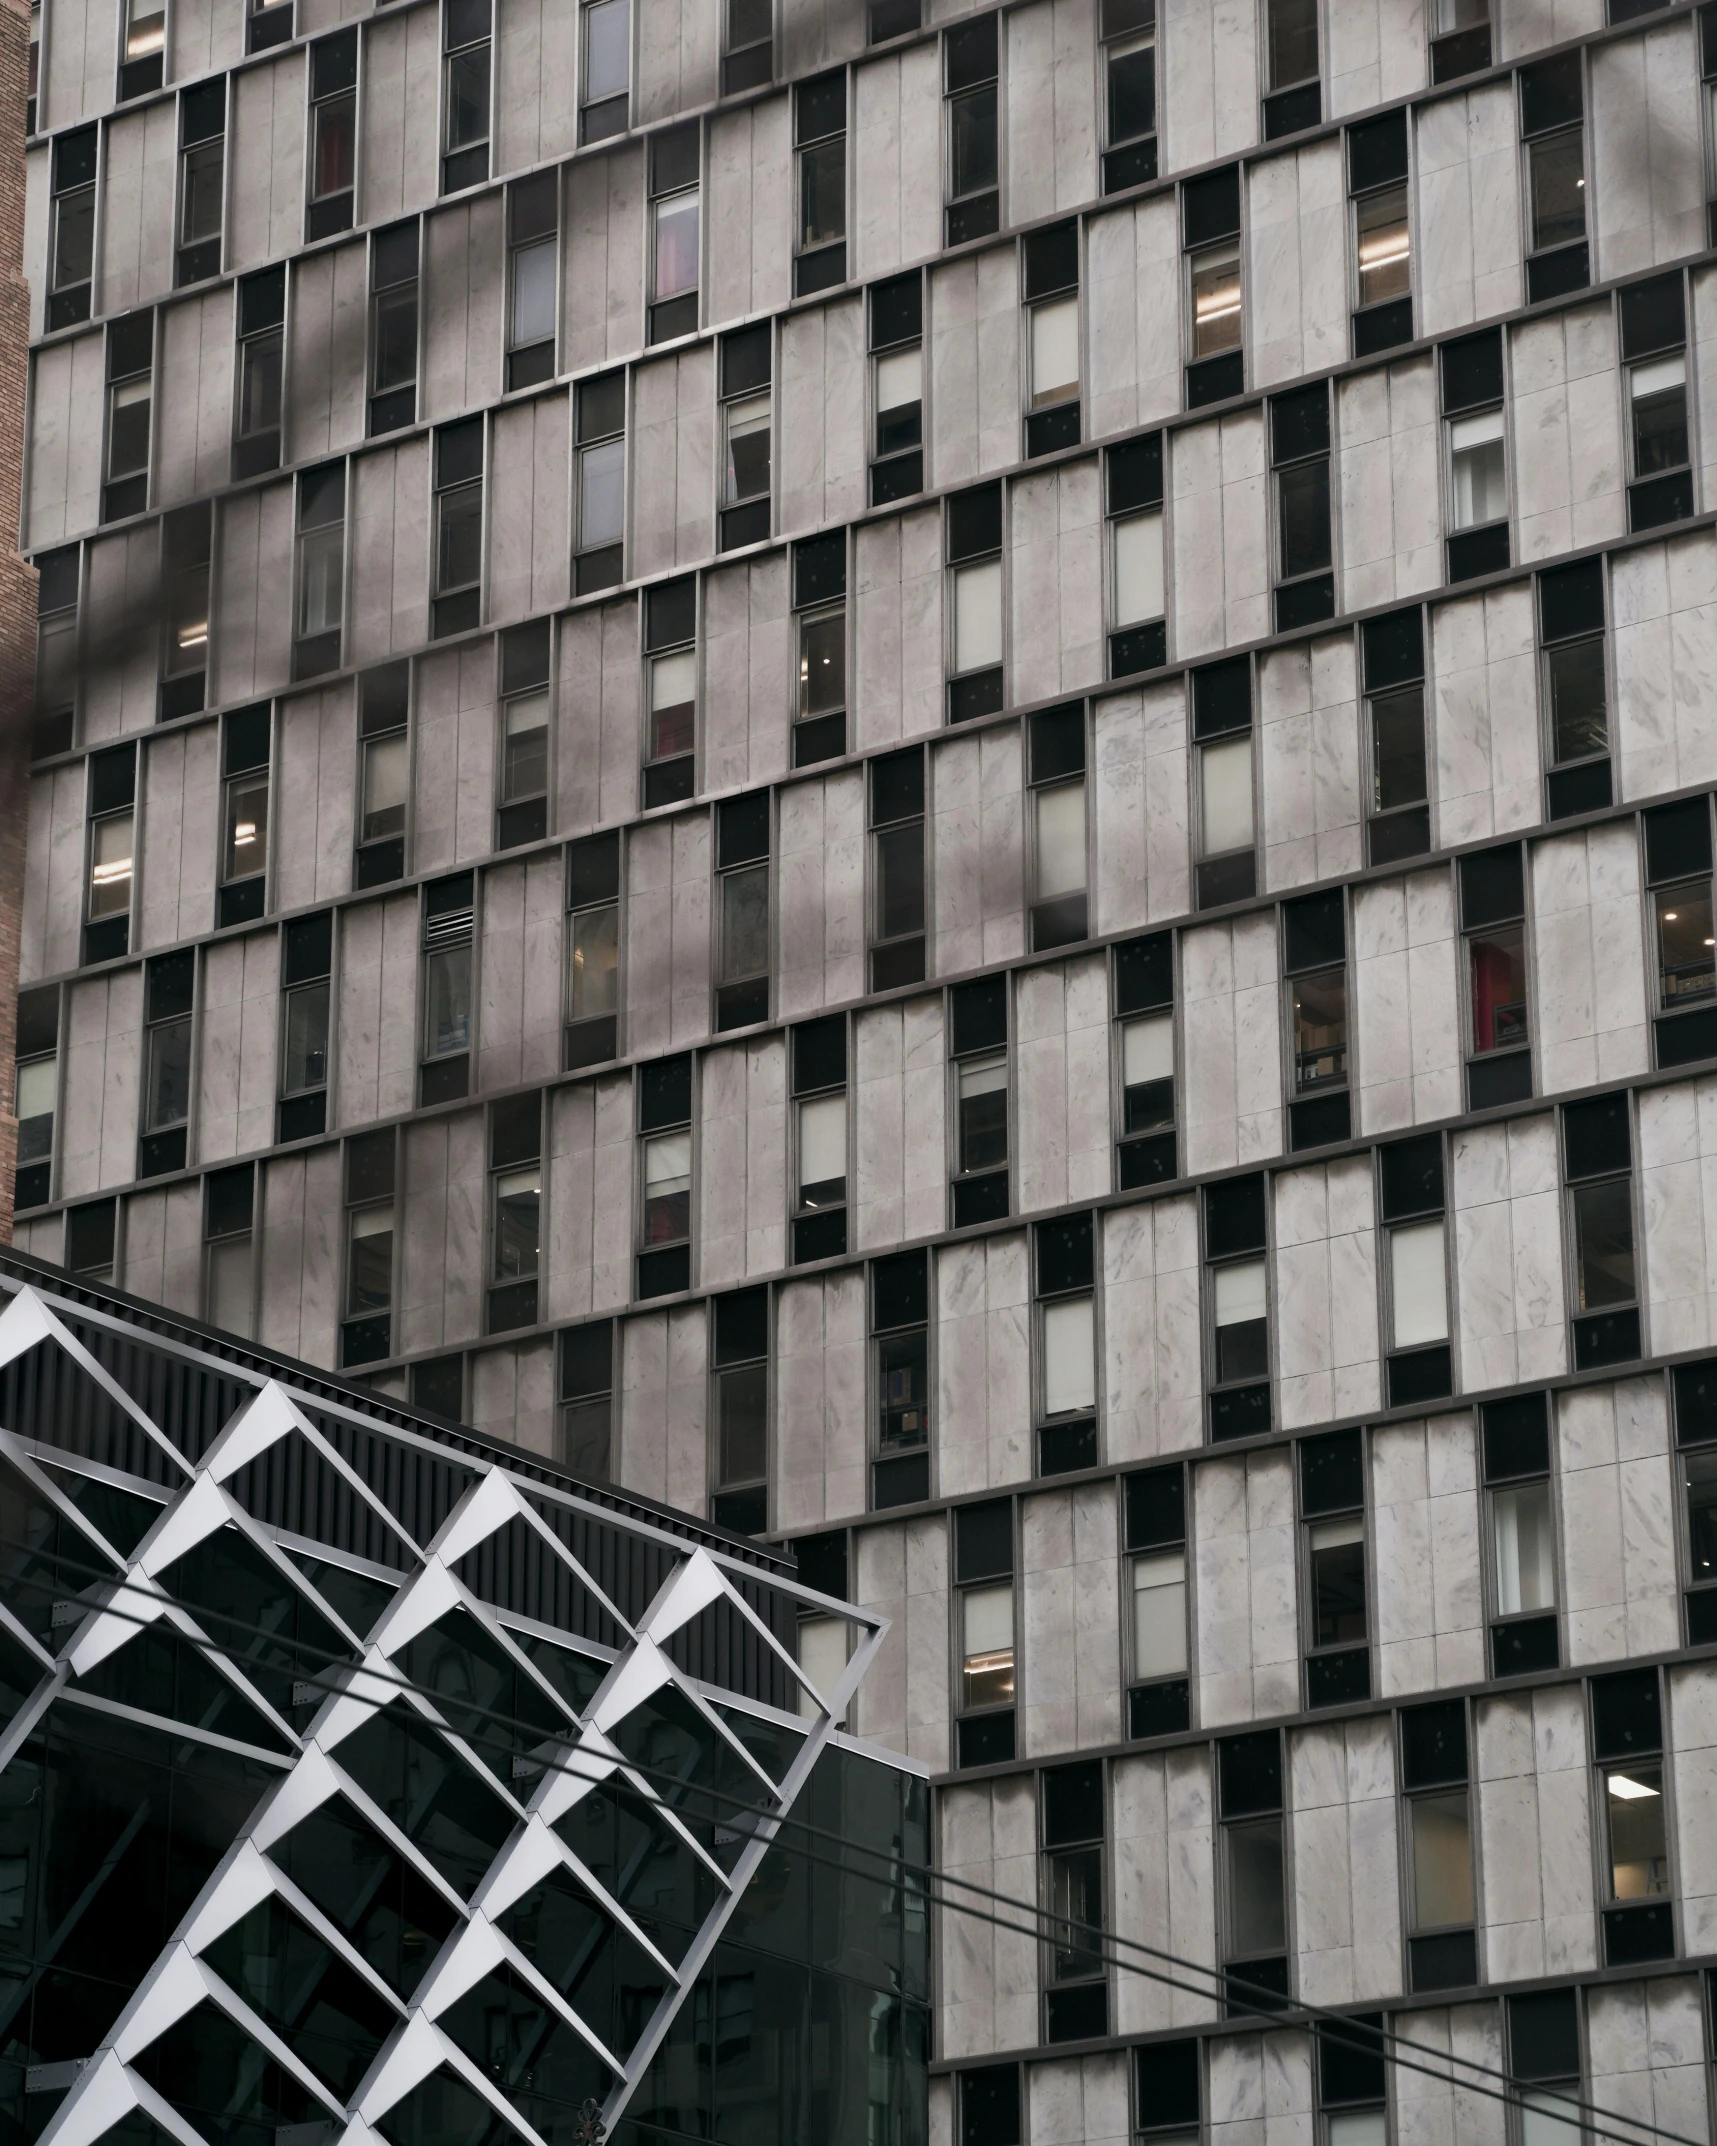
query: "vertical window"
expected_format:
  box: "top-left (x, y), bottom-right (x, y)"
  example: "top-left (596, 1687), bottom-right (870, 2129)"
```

top-left (1028, 702), bottom-right (1087, 950)
top-left (1521, 53), bottom-right (1588, 303)
top-left (1299, 1429), bottom-right (1370, 1707)
top-left (643, 577), bottom-right (696, 809)
top-left (496, 618), bottom-right (550, 849)
top-left (1347, 108), bottom-right (1411, 357)
top-left (294, 462), bottom-right (346, 679)
top-left (1040, 1762), bottom-right (1108, 2042)
top-left (710, 1286), bottom-right (769, 1533)
top-left (574, 370), bottom-right (626, 595)
top-left (714, 791), bottom-right (770, 1031)
top-left (1034, 1214), bottom-right (1096, 1477)
top-left (793, 1530), bottom-right (851, 1722)
top-left (356, 660), bottom-right (410, 887)
top-left (1644, 796), bottom-right (1717, 1070)
top-left (1539, 558), bottom-right (1611, 820)
top-left (341, 1128), bottom-right (395, 1367)
top-left (1100, 0), bottom-right (1156, 194)
top-left (1217, 1730), bottom-right (1287, 2010)
top-left (120, 0), bottom-right (164, 98)
top-left (1459, 841), bottom-right (1532, 1109)
top-left (26, 0), bottom-right (37, 131)
top-left (1133, 2044), bottom-right (1199, 2146)
top-left (1360, 605), bottom-right (1429, 865)
top-left (139, 951), bottom-right (195, 1178)
top-left (278, 909), bottom-right (332, 1142)
top-left (870, 746), bottom-right (926, 989)
top-left (1192, 655), bottom-right (1254, 909)
top-left (204, 1164), bottom-right (255, 1340)
top-left (411, 1353), bottom-right (467, 1421)
top-left (637, 1053), bottom-right (692, 1300)
top-left (233, 264), bottom-right (285, 480)
top-left (1675, 1355), bottom-right (1717, 1643)
top-left (792, 531), bottom-right (846, 767)
top-left (1619, 269), bottom-right (1692, 532)
top-left (83, 742), bottom-right (136, 964)
top-left (1023, 221), bottom-right (1080, 459)
top-left (1262, 0), bottom-right (1319, 138)
top-left (307, 30), bottom-right (357, 238)
top-left (442, 0), bottom-right (491, 193)
top-left (249, 0), bottom-right (294, 48)
top-left (791, 1016), bottom-right (848, 1264)
top-left (488, 1091), bottom-right (542, 1332)
top-left (722, 0), bottom-right (772, 91)
top-left (1400, 1698), bottom-right (1476, 1993)
top-left (946, 481), bottom-right (1004, 723)
top-left (1482, 1392), bottom-right (1560, 1677)
top-left (559, 1319), bottom-right (614, 1479)
top-left (719, 324), bottom-right (772, 552)
top-left (950, 975), bottom-right (1009, 1228)
top-left (217, 700), bottom-right (271, 930)
top-left (1506, 1990), bottom-right (1584, 2146)
top-left (1269, 383), bottom-right (1333, 630)
top-left (1124, 1465), bottom-right (1188, 1737)
top-left (944, 15), bottom-right (999, 246)
top-left (506, 171), bottom-right (558, 390)
top-left (1183, 164), bottom-right (1243, 409)
top-left (431, 417), bottom-right (484, 638)
top-left (648, 125), bottom-right (700, 344)
top-left (47, 126), bottom-right (96, 331)
top-left (580, 0), bottom-right (630, 140)
top-left (1590, 1667), bottom-right (1673, 1966)
top-left (565, 830), bottom-right (621, 1069)
top-left (13, 988), bottom-right (60, 1214)
top-left (872, 1249), bottom-right (930, 1508)
top-left (176, 80), bottom-right (226, 287)
top-left (1114, 931), bottom-right (1175, 1189)
top-left (1379, 1133), bottom-right (1452, 1406)
top-left (159, 502), bottom-right (211, 721)
top-left (794, 71), bottom-right (845, 295)
top-left (32, 545), bottom-right (79, 759)
top-left (65, 1200), bottom-right (117, 1283)
top-left (1316, 2021), bottom-right (1387, 2146)
top-left (869, 271), bottom-right (924, 506)
top-left (1706, 4), bottom-right (1717, 246)
top-left (103, 312), bottom-right (154, 523)
top-left (1106, 432), bottom-right (1165, 678)
top-left (869, 0), bottom-right (918, 40)
top-left (1441, 327), bottom-right (1508, 582)
top-left (369, 220), bottom-right (420, 436)
top-left (1282, 888), bottom-right (1348, 1150)
top-left (1563, 1092), bottom-right (1640, 1371)
top-left (420, 870), bottom-right (475, 1105)
top-left (955, 1499), bottom-right (1015, 1766)
top-left (1430, 0), bottom-right (1489, 84)
top-left (1205, 1171), bottom-right (1269, 1440)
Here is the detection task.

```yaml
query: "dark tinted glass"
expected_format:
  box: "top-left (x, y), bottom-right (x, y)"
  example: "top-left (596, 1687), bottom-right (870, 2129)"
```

top-left (1539, 558), bottom-right (1603, 646)
top-left (960, 2064), bottom-right (1020, 2146)
top-left (1643, 797), bottom-right (1712, 886)
top-left (1519, 51), bottom-right (1583, 137)
top-left (1319, 2016), bottom-right (1386, 2105)
top-left (1347, 108), bottom-right (1407, 191)
top-left (955, 1498), bottom-right (1014, 1582)
top-left (1114, 932), bottom-right (1172, 1013)
top-left (1181, 163), bottom-right (1240, 245)
top-left (1135, 2041), bottom-right (1199, 2129)
top-left (1107, 432), bottom-right (1163, 513)
top-left (1041, 1759), bottom-right (1103, 1846)
top-left (1282, 889), bottom-right (1344, 972)
top-left (1125, 1465), bottom-right (1185, 1550)
top-left (793, 530), bottom-right (846, 607)
top-left (345, 1128), bottom-right (395, 1203)
top-left (792, 1015), bottom-right (846, 1094)
top-left (1458, 844), bottom-right (1524, 929)
top-left (1618, 271), bottom-right (1686, 361)
top-left (1400, 1698), bottom-right (1468, 1788)
top-left (1563, 1092), bottom-right (1631, 1180)
top-left (1508, 1989), bottom-right (1580, 2082)
top-left (1191, 656), bottom-right (1250, 739)
top-left (1299, 1429), bottom-right (1363, 1516)
top-left (1023, 220), bottom-right (1079, 300)
top-left (1440, 328), bottom-right (1503, 414)
top-left (951, 975), bottom-right (1007, 1055)
top-left (1030, 702), bottom-right (1085, 782)
top-left (1204, 1172), bottom-right (1266, 1257)
top-left (947, 481), bottom-right (1003, 562)
top-left (870, 271), bottom-right (922, 348)
top-left (1380, 1134), bottom-right (1444, 1220)
top-left (1269, 384), bottom-right (1329, 464)
top-left (792, 1528), bottom-right (848, 1598)
top-left (283, 910), bottom-right (333, 984)
top-left (645, 576), bottom-right (696, 651)
top-left (1362, 606), bottom-right (1424, 689)
top-left (567, 830), bottom-right (620, 908)
top-left (639, 1054), bottom-right (692, 1130)
top-left (1217, 1729), bottom-right (1281, 1817)
top-left (1035, 1213), bottom-right (1093, 1296)
top-left (1481, 1392), bottom-right (1550, 1481)
top-left (1589, 1667), bottom-right (1661, 1760)
top-left (872, 746), bottom-right (924, 825)
top-left (714, 1285), bottom-right (768, 1365)
top-left (873, 1247), bottom-right (928, 1331)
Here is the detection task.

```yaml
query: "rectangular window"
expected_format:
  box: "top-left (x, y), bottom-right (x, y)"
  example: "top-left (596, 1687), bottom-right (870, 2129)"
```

top-left (955, 1499), bottom-right (1015, 1766)
top-left (494, 617), bottom-right (550, 849)
top-left (870, 746), bottom-right (925, 989)
top-left (84, 742), bottom-right (136, 964)
top-left (1193, 655), bottom-right (1254, 909)
top-left (1217, 1730), bottom-right (1287, 2010)
top-left (217, 700), bottom-right (271, 931)
top-left (581, 0), bottom-right (629, 142)
top-left (103, 312), bottom-right (153, 524)
top-left (277, 909), bottom-right (332, 1142)
top-left (1563, 1092), bottom-right (1639, 1371)
top-left (1378, 1133), bottom-right (1452, 1404)
top-left (1347, 108), bottom-right (1411, 356)
top-left (1032, 1213), bottom-right (1096, 1479)
top-left (1282, 888), bottom-right (1348, 1151)
top-left (719, 324), bottom-right (771, 552)
top-left (869, 0), bottom-right (918, 40)
top-left (1183, 164), bottom-right (1243, 408)
top-left (1106, 432), bottom-right (1165, 678)
top-left (710, 1286), bottom-right (768, 1534)
top-left (432, 417), bottom-right (484, 639)
top-left (159, 502), bottom-right (212, 721)
top-left (120, 0), bottom-right (164, 98)
top-left (26, 0), bottom-right (36, 130)
top-left (1205, 1171), bottom-right (1269, 1440)
top-left (1263, 0), bottom-right (1319, 137)
top-left (792, 530), bottom-right (846, 766)
top-left (176, 80), bottom-right (225, 287)
top-left (649, 124), bottom-right (700, 344)
top-left (1023, 220), bottom-right (1080, 459)
top-left (32, 545), bottom-right (78, 760)
top-left (248, 0), bottom-right (293, 50)
top-left (1644, 796), bottom-right (1717, 1070)
top-left (565, 829), bottom-right (620, 1069)
top-left (869, 271), bottom-right (924, 506)
top-left (1114, 931), bottom-right (1175, 1189)
top-left (1459, 841), bottom-right (1532, 1109)
top-left (411, 1354), bottom-right (466, 1421)
top-left (872, 1246), bottom-right (930, 1509)
top-left (722, 0), bottom-right (772, 92)
top-left (1100, 0), bottom-right (1156, 194)
top-left (1300, 1429), bottom-right (1370, 1707)
top-left (1124, 1466), bottom-right (1188, 1737)
top-left (559, 1319), bottom-right (613, 1479)
top-left (47, 126), bottom-right (96, 331)
top-left (1707, 6), bottom-right (1717, 246)
top-left (792, 1016), bottom-right (848, 1264)
top-left (307, 30), bottom-right (357, 239)
top-left (1041, 1762), bottom-right (1108, 2043)
top-left (1441, 327), bottom-right (1508, 582)
top-left (442, 0), bottom-right (491, 193)
top-left (369, 220), bottom-right (420, 436)
top-left (1539, 558), bottom-right (1610, 820)
top-left (13, 987), bottom-right (59, 1213)
top-left (1680, 1356), bottom-right (1717, 1644)
top-left (1590, 1666), bottom-right (1673, 1965)
top-left (1399, 1698), bottom-right (1477, 1992)
top-left (795, 71), bottom-right (845, 295)
top-left (139, 950), bottom-right (194, 1178)
top-left (1431, 0), bottom-right (1489, 82)
top-left (1507, 1989), bottom-right (1582, 2146)
top-left (356, 661), bottom-right (409, 887)
top-left (1620, 269), bottom-right (1693, 532)
top-left (794, 1531), bottom-right (851, 1723)
top-left (946, 480), bottom-right (1004, 723)
top-left (944, 14), bottom-right (999, 246)
top-left (1521, 54), bottom-right (1588, 302)
top-left (420, 870), bottom-right (475, 1105)
top-left (1361, 605), bottom-right (1429, 864)
top-left (714, 791), bottom-right (770, 1031)
top-left (487, 1091), bottom-right (541, 1332)
top-left (341, 1128), bottom-right (395, 1367)
top-left (575, 370), bottom-right (625, 595)
top-left (949, 975), bottom-right (1009, 1229)
top-left (204, 1163), bottom-right (255, 1340)
top-left (1270, 383), bottom-right (1332, 631)
top-left (233, 264), bottom-right (285, 481)
top-left (637, 1052), bottom-right (692, 1299)
top-left (1482, 1393), bottom-right (1560, 1677)
top-left (505, 170), bottom-right (558, 390)
top-left (294, 462), bottom-right (346, 679)
top-left (643, 576), bottom-right (696, 809)
top-left (1028, 702), bottom-right (1087, 950)
top-left (1317, 2021), bottom-right (1387, 2146)
top-left (65, 1199), bottom-right (117, 1283)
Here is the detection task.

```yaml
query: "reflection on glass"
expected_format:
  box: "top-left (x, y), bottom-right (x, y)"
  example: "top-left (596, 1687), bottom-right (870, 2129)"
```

top-left (957, 1052), bottom-right (1008, 1173)
top-left (949, 87), bottom-right (997, 199)
top-left (1685, 1445), bottom-right (1717, 1582)
top-left (874, 345), bottom-right (922, 456)
top-left (579, 438), bottom-right (625, 550)
top-left (1355, 184), bottom-right (1410, 307)
top-left (1042, 1295), bottom-right (1094, 1416)
top-left (878, 1326), bottom-right (928, 1450)
top-left (798, 1092), bottom-right (846, 1208)
top-left (1546, 636), bottom-right (1607, 763)
top-left (361, 734), bottom-right (408, 843)
top-left (1370, 687), bottom-right (1427, 812)
top-left (720, 863), bottom-right (769, 984)
top-left (1200, 735), bottom-right (1253, 856)
top-left (724, 395), bottom-right (771, 505)
top-left (1309, 1516), bottom-right (1366, 1646)
top-left (1529, 129), bottom-right (1585, 251)
top-left (1291, 966), bottom-right (1346, 1089)
top-left (1449, 409), bottom-right (1505, 528)
top-left (1048, 1845), bottom-right (1103, 1980)
top-left (1571, 1176), bottom-right (1635, 1311)
top-left (223, 775), bottom-right (269, 883)
top-left (650, 651), bottom-right (695, 760)
top-left (347, 1207), bottom-right (394, 1315)
top-left (583, 0), bottom-right (629, 100)
top-left (569, 906), bottom-right (619, 1021)
top-left (501, 693), bottom-right (548, 802)
top-left (798, 611), bottom-right (845, 718)
top-left (424, 944), bottom-right (472, 1057)
top-left (145, 1018), bottom-right (192, 1131)
top-left (89, 813), bottom-right (134, 917)
top-left (283, 982), bottom-right (330, 1094)
top-left (800, 138), bottom-right (844, 248)
top-left (1631, 357), bottom-right (1688, 477)
top-left (493, 1168), bottom-right (540, 1279)
top-left (1190, 242), bottom-right (1241, 357)
top-left (1409, 1791), bottom-right (1473, 1927)
top-left (510, 238), bottom-right (556, 348)
top-left (1491, 1480), bottom-right (1554, 1614)
top-left (653, 194), bottom-right (699, 301)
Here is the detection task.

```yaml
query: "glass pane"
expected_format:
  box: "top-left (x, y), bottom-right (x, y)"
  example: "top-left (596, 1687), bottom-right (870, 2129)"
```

top-left (579, 437), bottom-right (625, 551)
top-left (878, 1327), bottom-right (929, 1449)
top-left (1035, 782), bottom-right (1086, 901)
top-left (437, 482), bottom-right (483, 594)
top-left (1113, 510), bottom-right (1163, 627)
top-left (1606, 1763), bottom-right (1667, 1898)
top-left (1685, 1447), bottom-right (1717, 1585)
top-left (89, 812), bottom-right (134, 917)
top-left (1469, 926), bottom-right (1527, 1052)
top-left (875, 345), bottom-right (922, 455)
top-left (1632, 367), bottom-right (1688, 478)
top-left (1214, 1258), bottom-right (1265, 1328)
top-left (501, 692), bottom-right (548, 801)
top-left (1030, 297), bottom-right (1079, 409)
top-left (1277, 458), bottom-right (1331, 579)
top-left (643, 1132), bottom-right (691, 1243)
top-left (653, 193), bottom-right (699, 301)
top-left (583, 0), bottom-right (629, 101)
top-left (569, 904), bottom-right (619, 1020)
top-left (717, 1360), bottom-right (767, 1486)
top-left (15, 1057), bottom-right (55, 1156)
top-left (1291, 965), bottom-right (1346, 1089)
top-left (1572, 1177), bottom-right (1635, 1311)
top-left (1268, 0), bottom-right (1316, 85)
top-left (445, 43), bottom-right (490, 151)
top-left (1200, 735), bottom-right (1253, 856)
top-left (799, 137), bottom-right (845, 249)
top-left (207, 1234), bottom-right (254, 1339)
top-left (953, 558), bottom-right (1002, 673)
top-left (222, 774), bottom-right (269, 882)
top-left (875, 823), bottom-right (925, 941)
top-left (958, 1051), bottom-right (1008, 1173)
top-left (1390, 1220), bottom-right (1448, 1349)
top-left (961, 1582), bottom-right (1013, 1707)
top-left (1191, 243), bottom-right (1241, 357)
top-left (1122, 1013), bottom-right (1173, 1086)
top-left (1492, 1481), bottom-right (1555, 1615)
top-left (240, 330), bottom-right (283, 437)
top-left (1106, 35), bottom-right (1154, 145)
top-left (424, 944), bottom-right (472, 1057)
top-left (650, 650), bottom-right (695, 759)
top-left (362, 733), bottom-right (408, 842)
top-left (1410, 1791), bottom-right (1472, 1927)
top-left (1214, 1257), bottom-right (1267, 1383)
top-left (1131, 1550), bottom-right (1186, 1678)
top-left (724, 393), bottom-right (771, 505)
top-left (52, 186), bottom-right (94, 289)
top-left (1226, 1818), bottom-right (1285, 1954)
top-left (511, 236), bottom-right (556, 348)
top-left (180, 140), bottom-right (224, 246)
top-left (799, 611), bottom-right (845, 718)
top-left (372, 286), bottom-right (418, 391)
top-left (1355, 184), bottom-right (1410, 307)
top-left (949, 85), bottom-right (997, 197)
top-left (492, 1167), bottom-right (541, 1280)
top-left (1448, 410), bottom-right (1505, 529)
top-left (1048, 1844), bottom-right (1104, 1979)
top-left (147, 1017), bottom-right (192, 1130)
top-left (798, 1092), bottom-right (846, 1205)
top-left (283, 982), bottom-right (330, 1094)
top-left (1371, 687), bottom-right (1427, 812)
top-left (1309, 1515), bottom-right (1366, 1646)
top-left (1547, 636), bottom-right (1608, 763)
top-left (1042, 1295), bottom-right (1094, 1416)
top-left (1530, 129), bottom-right (1585, 251)
top-left (313, 94), bottom-right (355, 198)
top-left (721, 862), bottom-right (769, 982)
top-left (108, 378), bottom-right (151, 479)
top-left (347, 1207), bottom-right (394, 1315)
top-left (1328, 2116), bottom-right (1386, 2146)
top-left (298, 523), bottom-right (345, 638)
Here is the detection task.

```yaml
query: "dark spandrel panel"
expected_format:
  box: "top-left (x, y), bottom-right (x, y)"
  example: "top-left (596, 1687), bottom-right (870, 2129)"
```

top-left (0, 1450), bottom-right (131, 1644)
top-left (289, 1555), bottom-right (399, 1643)
top-left (1409, 1928), bottom-right (1478, 1993)
top-left (605, 1682), bottom-right (763, 1853)
top-left (401, 1604), bottom-right (570, 1779)
top-left (1128, 1679), bottom-right (1190, 1739)
top-left (271, 1794), bottom-right (460, 1998)
top-left (1602, 1902), bottom-right (1674, 1966)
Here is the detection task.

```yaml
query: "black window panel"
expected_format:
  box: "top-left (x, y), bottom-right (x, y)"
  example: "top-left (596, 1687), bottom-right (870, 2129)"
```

top-left (960, 2064), bottom-right (1020, 2146)
top-left (345, 1127), bottom-right (395, 1202)
top-left (1106, 432), bottom-right (1163, 514)
top-left (1361, 605), bottom-right (1424, 689)
top-left (1282, 888), bottom-right (1343, 972)
top-left (54, 125), bottom-right (97, 189)
top-left (1704, 0), bottom-right (1717, 76)
top-left (1563, 1092), bottom-right (1631, 1181)
top-left (205, 1160), bottom-right (254, 1236)
top-left (108, 309), bottom-right (153, 377)
top-left (283, 910), bottom-right (333, 984)
top-left (947, 481), bottom-right (1003, 563)
top-left (146, 950), bottom-right (195, 1021)
top-left (1644, 796), bottom-right (1713, 886)
top-left (951, 974), bottom-right (1007, 1055)
top-left (1539, 558), bottom-right (1603, 646)
top-left (1125, 1464), bottom-right (1185, 1550)
top-left (567, 829), bottom-right (620, 909)
top-left (424, 871), bottom-right (474, 921)
top-left (1035, 1212), bottom-right (1093, 1296)
top-left (501, 617), bottom-right (551, 695)
top-left (1181, 163), bottom-right (1240, 246)
top-left (312, 27), bottom-right (358, 96)
top-left (1519, 52), bottom-right (1583, 137)
top-left (38, 545), bottom-right (80, 615)
top-left (299, 461), bottom-right (345, 525)
top-left (1674, 1355), bottom-right (1717, 1443)
top-left (1023, 219), bottom-right (1079, 301)
top-left (1192, 656), bottom-right (1250, 740)
top-left (944, 12), bottom-right (997, 89)
top-left (239, 263), bottom-right (286, 336)
top-left (1508, 1989), bottom-right (1580, 2082)
top-left (955, 1497), bottom-right (1014, 1582)
top-left (872, 1246), bottom-right (928, 1330)
top-left (792, 1014), bottom-right (846, 1093)
top-left (650, 123), bottom-right (699, 194)
top-left (1590, 1666), bottom-right (1661, 1760)
top-left (717, 791), bottom-right (770, 867)
top-left (1380, 1133), bottom-right (1444, 1221)
top-left (506, 171), bottom-right (557, 249)
top-left (66, 1197), bottom-right (116, 1271)
top-left (793, 529), bottom-right (846, 607)
top-left (872, 746), bottom-right (925, 824)
top-left (181, 77), bottom-right (224, 143)
top-left (721, 322), bottom-right (772, 397)
top-left (1030, 702), bottom-right (1085, 782)
top-left (1458, 843), bottom-right (1524, 929)
top-left (576, 371), bottom-right (625, 442)
top-left (16, 986), bottom-right (58, 1058)
top-left (1319, 2015), bottom-right (1386, 2105)
top-left (1216, 1729), bottom-right (1281, 1817)
top-left (372, 219), bottom-right (419, 287)
top-left (1481, 1391), bottom-right (1550, 1481)
top-left (1619, 271), bottom-right (1686, 361)
top-left (1299, 1428), bottom-right (1363, 1515)
top-left (795, 69), bottom-right (845, 142)
top-left (89, 741), bottom-right (138, 813)
top-left (436, 418), bottom-right (483, 489)
top-left (1440, 328), bottom-right (1504, 415)
top-left (1114, 931), bottom-right (1172, 1014)
top-left (792, 1526), bottom-right (847, 1597)
top-left (639, 1054), bottom-right (692, 1130)
top-left (870, 270), bottom-right (923, 348)
top-left (713, 1284), bottom-right (768, 1365)
top-left (1269, 384), bottom-right (1328, 464)
top-left (1204, 1172), bottom-right (1265, 1257)
top-left (361, 660), bottom-right (409, 733)
top-left (1041, 1758), bottom-right (1103, 1846)
top-left (645, 576), bottom-right (696, 651)
top-left (489, 1090), bottom-right (541, 1168)
top-left (1400, 1697), bottom-right (1468, 1788)
top-left (1347, 107), bottom-right (1407, 192)
top-left (1135, 2041), bottom-right (1200, 2129)
top-left (222, 701), bottom-right (271, 775)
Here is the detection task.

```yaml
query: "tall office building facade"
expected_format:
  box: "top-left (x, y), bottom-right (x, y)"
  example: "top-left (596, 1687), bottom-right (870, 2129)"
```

top-left (14, 0), bottom-right (1717, 2135)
